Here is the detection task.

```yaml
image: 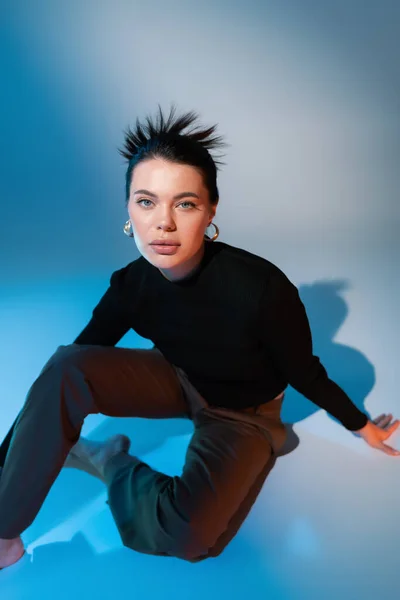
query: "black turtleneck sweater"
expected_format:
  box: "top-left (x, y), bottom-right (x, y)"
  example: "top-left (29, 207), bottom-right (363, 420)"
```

top-left (73, 240), bottom-right (369, 431)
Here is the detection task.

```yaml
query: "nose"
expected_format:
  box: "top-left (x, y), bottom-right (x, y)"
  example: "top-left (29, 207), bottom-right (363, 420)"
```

top-left (157, 216), bottom-right (176, 231)
top-left (150, 204), bottom-right (177, 232)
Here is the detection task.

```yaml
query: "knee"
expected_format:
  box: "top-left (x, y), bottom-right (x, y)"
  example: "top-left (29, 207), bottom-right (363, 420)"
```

top-left (172, 538), bottom-right (217, 563)
top-left (24, 344), bottom-right (93, 428)
top-left (119, 522), bottom-right (213, 563)
top-left (166, 527), bottom-right (215, 563)
top-left (38, 344), bottom-right (88, 375)
top-left (28, 344), bottom-right (88, 405)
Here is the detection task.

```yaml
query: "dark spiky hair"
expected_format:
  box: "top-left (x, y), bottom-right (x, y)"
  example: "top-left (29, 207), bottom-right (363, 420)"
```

top-left (118, 103), bottom-right (228, 205)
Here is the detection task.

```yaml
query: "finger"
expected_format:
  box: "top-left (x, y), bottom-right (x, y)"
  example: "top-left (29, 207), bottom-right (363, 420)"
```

top-left (382, 420), bottom-right (400, 436)
top-left (378, 443), bottom-right (400, 456)
top-left (373, 414), bottom-right (391, 426)
top-left (375, 415), bottom-right (398, 431)
top-left (376, 413), bottom-right (392, 421)
top-left (380, 415), bottom-right (394, 429)
top-left (382, 417), bottom-right (397, 431)
top-left (378, 426), bottom-right (399, 444)
top-left (373, 414), bottom-right (386, 423)
top-left (388, 421), bottom-right (400, 434)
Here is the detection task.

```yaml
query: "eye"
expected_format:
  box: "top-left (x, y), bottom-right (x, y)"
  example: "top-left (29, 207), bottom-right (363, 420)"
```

top-left (136, 199), bottom-right (153, 207)
top-left (136, 199), bottom-right (196, 209)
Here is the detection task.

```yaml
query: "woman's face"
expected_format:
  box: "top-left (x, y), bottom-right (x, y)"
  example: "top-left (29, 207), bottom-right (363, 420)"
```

top-left (127, 158), bottom-right (217, 281)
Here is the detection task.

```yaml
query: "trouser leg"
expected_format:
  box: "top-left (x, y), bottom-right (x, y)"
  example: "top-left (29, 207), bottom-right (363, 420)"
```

top-left (0, 417), bottom-right (18, 468)
top-left (0, 343), bottom-right (188, 539)
top-left (101, 372), bottom-right (286, 563)
top-left (102, 407), bottom-right (276, 562)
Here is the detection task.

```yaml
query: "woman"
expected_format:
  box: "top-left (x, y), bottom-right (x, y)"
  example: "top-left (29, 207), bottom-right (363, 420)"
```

top-left (0, 105), bottom-right (398, 570)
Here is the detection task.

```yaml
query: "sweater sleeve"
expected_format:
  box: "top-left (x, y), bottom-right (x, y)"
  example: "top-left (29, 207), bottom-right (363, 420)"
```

top-left (73, 266), bottom-right (132, 346)
top-left (258, 271), bottom-right (369, 431)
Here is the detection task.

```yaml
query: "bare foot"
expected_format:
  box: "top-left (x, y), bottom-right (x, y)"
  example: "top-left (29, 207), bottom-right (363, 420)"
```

top-left (64, 451), bottom-right (103, 481)
top-left (64, 434), bottom-right (131, 482)
top-left (0, 537), bottom-right (25, 569)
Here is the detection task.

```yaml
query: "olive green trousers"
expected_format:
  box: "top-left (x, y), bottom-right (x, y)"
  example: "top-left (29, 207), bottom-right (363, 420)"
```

top-left (0, 344), bottom-right (287, 562)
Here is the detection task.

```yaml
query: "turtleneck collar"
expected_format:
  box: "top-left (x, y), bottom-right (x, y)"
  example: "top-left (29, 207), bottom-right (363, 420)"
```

top-left (155, 240), bottom-right (221, 286)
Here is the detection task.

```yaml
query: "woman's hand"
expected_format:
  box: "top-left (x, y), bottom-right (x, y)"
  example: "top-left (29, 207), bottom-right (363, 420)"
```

top-left (354, 414), bottom-right (400, 456)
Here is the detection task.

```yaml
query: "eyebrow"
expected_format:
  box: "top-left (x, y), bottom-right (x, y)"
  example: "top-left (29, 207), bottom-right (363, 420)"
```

top-left (133, 189), bottom-right (200, 200)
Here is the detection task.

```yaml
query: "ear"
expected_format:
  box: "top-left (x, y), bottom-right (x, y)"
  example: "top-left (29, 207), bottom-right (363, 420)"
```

top-left (209, 203), bottom-right (218, 221)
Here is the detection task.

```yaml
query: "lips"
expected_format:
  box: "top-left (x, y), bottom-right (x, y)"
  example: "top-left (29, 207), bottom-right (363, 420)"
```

top-left (150, 241), bottom-right (180, 246)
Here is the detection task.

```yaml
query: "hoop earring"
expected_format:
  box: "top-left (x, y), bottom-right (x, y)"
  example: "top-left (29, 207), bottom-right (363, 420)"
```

top-left (124, 220), bottom-right (219, 242)
top-left (123, 220), bottom-right (134, 237)
top-left (204, 222), bottom-right (219, 242)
